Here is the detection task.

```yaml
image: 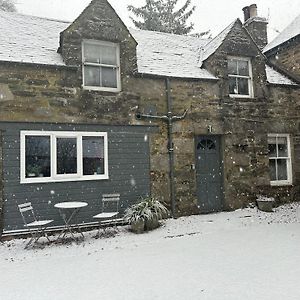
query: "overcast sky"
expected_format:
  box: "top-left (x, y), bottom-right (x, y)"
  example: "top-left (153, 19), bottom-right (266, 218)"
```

top-left (16, 0), bottom-right (300, 41)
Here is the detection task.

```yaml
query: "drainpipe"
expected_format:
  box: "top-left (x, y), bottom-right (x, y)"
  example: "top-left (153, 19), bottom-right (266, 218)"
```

top-left (166, 78), bottom-right (176, 217)
top-left (135, 78), bottom-right (187, 218)
top-left (0, 130), bottom-right (4, 237)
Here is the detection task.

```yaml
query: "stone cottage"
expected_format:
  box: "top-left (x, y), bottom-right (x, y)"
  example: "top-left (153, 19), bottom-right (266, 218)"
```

top-left (0, 0), bottom-right (299, 234)
top-left (264, 13), bottom-right (300, 82)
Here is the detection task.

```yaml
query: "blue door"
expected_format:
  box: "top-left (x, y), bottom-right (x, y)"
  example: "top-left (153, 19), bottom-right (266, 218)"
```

top-left (195, 136), bottom-right (223, 213)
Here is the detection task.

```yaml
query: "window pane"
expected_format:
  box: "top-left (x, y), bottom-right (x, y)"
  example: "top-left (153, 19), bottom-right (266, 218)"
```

top-left (238, 78), bottom-right (249, 95)
top-left (268, 136), bottom-right (276, 144)
top-left (25, 136), bottom-right (50, 178)
top-left (101, 67), bottom-right (117, 88)
top-left (269, 159), bottom-right (276, 181)
top-left (57, 138), bottom-right (77, 174)
top-left (268, 142), bottom-right (277, 158)
top-left (84, 43), bottom-right (117, 65)
top-left (277, 159), bottom-right (288, 180)
top-left (228, 59), bottom-right (237, 75)
top-left (84, 66), bottom-right (100, 86)
top-left (83, 137), bottom-right (105, 175)
top-left (238, 60), bottom-right (249, 76)
top-left (84, 44), bottom-right (101, 63)
top-left (229, 77), bottom-right (237, 94)
top-left (278, 137), bottom-right (288, 157)
top-left (100, 45), bottom-right (117, 65)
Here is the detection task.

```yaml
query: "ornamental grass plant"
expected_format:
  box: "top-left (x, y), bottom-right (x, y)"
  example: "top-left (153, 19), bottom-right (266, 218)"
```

top-left (124, 197), bottom-right (169, 233)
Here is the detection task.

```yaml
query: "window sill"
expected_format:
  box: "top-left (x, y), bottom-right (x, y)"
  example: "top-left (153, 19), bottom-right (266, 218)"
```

top-left (82, 85), bottom-right (121, 93)
top-left (270, 181), bottom-right (292, 187)
top-left (229, 94), bottom-right (253, 99)
top-left (20, 174), bottom-right (109, 184)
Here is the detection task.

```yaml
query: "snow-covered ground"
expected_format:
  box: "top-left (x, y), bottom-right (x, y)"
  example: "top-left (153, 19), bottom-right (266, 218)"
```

top-left (1, 203), bottom-right (300, 300)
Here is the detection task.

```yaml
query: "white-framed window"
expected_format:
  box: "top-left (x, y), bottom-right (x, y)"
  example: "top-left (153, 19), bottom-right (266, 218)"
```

top-left (228, 56), bottom-right (253, 98)
top-left (268, 134), bottom-right (292, 186)
top-left (82, 40), bottom-right (121, 92)
top-left (20, 131), bottom-right (109, 184)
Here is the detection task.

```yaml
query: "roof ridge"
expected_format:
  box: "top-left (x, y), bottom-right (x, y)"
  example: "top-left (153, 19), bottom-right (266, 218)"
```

top-left (0, 10), bottom-right (71, 24)
top-left (202, 19), bottom-right (237, 51)
top-left (199, 19), bottom-right (238, 64)
top-left (129, 27), bottom-right (210, 42)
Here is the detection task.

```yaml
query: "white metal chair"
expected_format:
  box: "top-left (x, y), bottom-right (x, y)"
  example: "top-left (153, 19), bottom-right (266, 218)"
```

top-left (18, 202), bottom-right (54, 249)
top-left (93, 193), bottom-right (120, 237)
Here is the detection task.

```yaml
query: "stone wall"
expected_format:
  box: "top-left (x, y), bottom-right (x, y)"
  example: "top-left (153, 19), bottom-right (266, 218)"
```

top-left (0, 62), bottom-right (142, 125)
top-left (0, 62), bottom-right (299, 217)
top-left (59, 0), bottom-right (138, 78)
top-left (0, 1), bottom-right (299, 221)
top-left (244, 18), bottom-right (268, 50)
top-left (267, 38), bottom-right (300, 83)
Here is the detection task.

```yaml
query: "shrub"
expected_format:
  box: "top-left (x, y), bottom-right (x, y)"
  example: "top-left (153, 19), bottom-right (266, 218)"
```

top-left (124, 197), bottom-right (169, 232)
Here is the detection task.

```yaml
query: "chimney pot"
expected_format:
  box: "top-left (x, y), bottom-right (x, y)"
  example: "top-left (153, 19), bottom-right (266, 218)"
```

top-left (249, 4), bottom-right (258, 18)
top-left (242, 6), bottom-right (250, 22)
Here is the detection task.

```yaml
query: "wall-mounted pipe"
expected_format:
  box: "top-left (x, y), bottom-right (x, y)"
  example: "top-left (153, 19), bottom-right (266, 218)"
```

top-left (135, 78), bottom-right (188, 218)
top-left (166, 78), bottom-right (176, 218)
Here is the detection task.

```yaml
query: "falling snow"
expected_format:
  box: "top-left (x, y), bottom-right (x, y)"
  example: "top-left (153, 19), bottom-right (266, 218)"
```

top-left (1, 203), bottom-right (300, 300)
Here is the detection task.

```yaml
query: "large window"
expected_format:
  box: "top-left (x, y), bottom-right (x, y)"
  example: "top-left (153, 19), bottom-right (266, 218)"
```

top-left (268, 134), bottom-right (292, 185)
top-left (82, 40), bottom-right (121, 92)
top-left (20, 131), bottom-right (108, 183)
top-left (228, 57), bottom-right (253, 97)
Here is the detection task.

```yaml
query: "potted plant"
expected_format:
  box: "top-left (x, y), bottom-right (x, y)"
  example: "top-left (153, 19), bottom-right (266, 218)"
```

top-left (256, 195), bottom-right (275, 212)
top-left (124, 197), bottom-right (169, 233)
top-left (26, 164), bottom-right (42, 177)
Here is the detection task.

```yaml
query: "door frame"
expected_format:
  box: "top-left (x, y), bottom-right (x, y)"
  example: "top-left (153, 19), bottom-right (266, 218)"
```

top-left (194, 134), bottom-right (225, 213)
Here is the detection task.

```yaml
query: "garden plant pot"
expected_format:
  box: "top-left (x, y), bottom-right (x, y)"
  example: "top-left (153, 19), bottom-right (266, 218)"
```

top-left (145, 216), bottom-right (159, 231)
top-left (131, 219), bottom-right (145, 234)
top-left (257, 199), bottom-right (274, 212)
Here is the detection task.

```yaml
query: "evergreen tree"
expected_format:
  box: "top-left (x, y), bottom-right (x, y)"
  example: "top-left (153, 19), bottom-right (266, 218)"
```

top-left (0, 0), bottom-right (17, 12)
top-left (128, 0), bottom-right (196, 35)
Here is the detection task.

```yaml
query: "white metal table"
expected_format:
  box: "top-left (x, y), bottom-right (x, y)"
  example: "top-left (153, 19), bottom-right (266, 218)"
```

top-left (54, 201), bottom-right (88, 241)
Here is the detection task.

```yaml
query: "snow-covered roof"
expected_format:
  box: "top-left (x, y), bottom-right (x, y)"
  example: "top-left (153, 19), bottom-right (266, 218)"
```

top-left (264, 14), bottom-right (300, 53)
top-left (0, 11), bottom-right (217, 79)
top-left (200, 20), bottom-right (236, 64)
top-left (265, 65), bottom-right (298, 86)
top-left (129, 28), bottom-right (217, 79)
top-left (0, 10), bottom-right (297, 86)
top-left (0, 11), bottom-right (68, 66)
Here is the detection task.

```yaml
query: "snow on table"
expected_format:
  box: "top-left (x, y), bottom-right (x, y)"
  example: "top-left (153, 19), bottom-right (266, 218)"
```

top-left (54, 202), bottom-right (88, 209)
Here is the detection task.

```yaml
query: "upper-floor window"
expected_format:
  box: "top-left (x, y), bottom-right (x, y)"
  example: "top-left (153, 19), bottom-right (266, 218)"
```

top-left (268, 134), bottom-right (292, 186)
top-left (228, 57), bottom-right (253, 98)
top-left (20, 131), bottom-right (109, 184)
top-left (82, 40), bottom-right (121, 92)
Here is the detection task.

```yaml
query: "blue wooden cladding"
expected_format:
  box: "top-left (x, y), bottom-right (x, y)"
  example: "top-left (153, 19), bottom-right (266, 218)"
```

top-left (1, 122), bottom-right (156, 232)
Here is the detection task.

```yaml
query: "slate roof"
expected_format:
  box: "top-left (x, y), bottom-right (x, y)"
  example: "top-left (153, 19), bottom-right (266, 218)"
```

top-left (129, 28), bottom-right (216, 79)
top-left (265, 65), bottom-right (298, 86)
top-left (0, 10), bottom-right (296, 85)
top-left (0, 10), bottom-right (68, 66)
top-left (264, 14), bottom-right (300, 53)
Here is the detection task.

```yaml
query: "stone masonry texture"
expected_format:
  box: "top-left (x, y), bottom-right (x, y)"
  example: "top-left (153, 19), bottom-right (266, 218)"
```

top-left (0, 0), bottom-right (299, 226)
top-left (266, 37), bottom-right (300, 83)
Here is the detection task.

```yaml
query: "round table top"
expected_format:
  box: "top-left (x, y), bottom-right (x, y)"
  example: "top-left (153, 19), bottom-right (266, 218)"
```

top-left (54, 202), bottom-right (88, 209)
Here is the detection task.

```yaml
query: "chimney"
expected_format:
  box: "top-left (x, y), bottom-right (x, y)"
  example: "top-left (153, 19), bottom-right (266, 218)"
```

top-left (243, 4), bottom-right (268, 50)
top-left (242, 6), bottom-right (250, 22)
top-left (249, 4), bottom-right (257, 18)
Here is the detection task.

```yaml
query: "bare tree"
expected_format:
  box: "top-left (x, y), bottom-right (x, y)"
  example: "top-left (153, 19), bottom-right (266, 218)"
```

top-left (0, 0), bottom-right (17, 12)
